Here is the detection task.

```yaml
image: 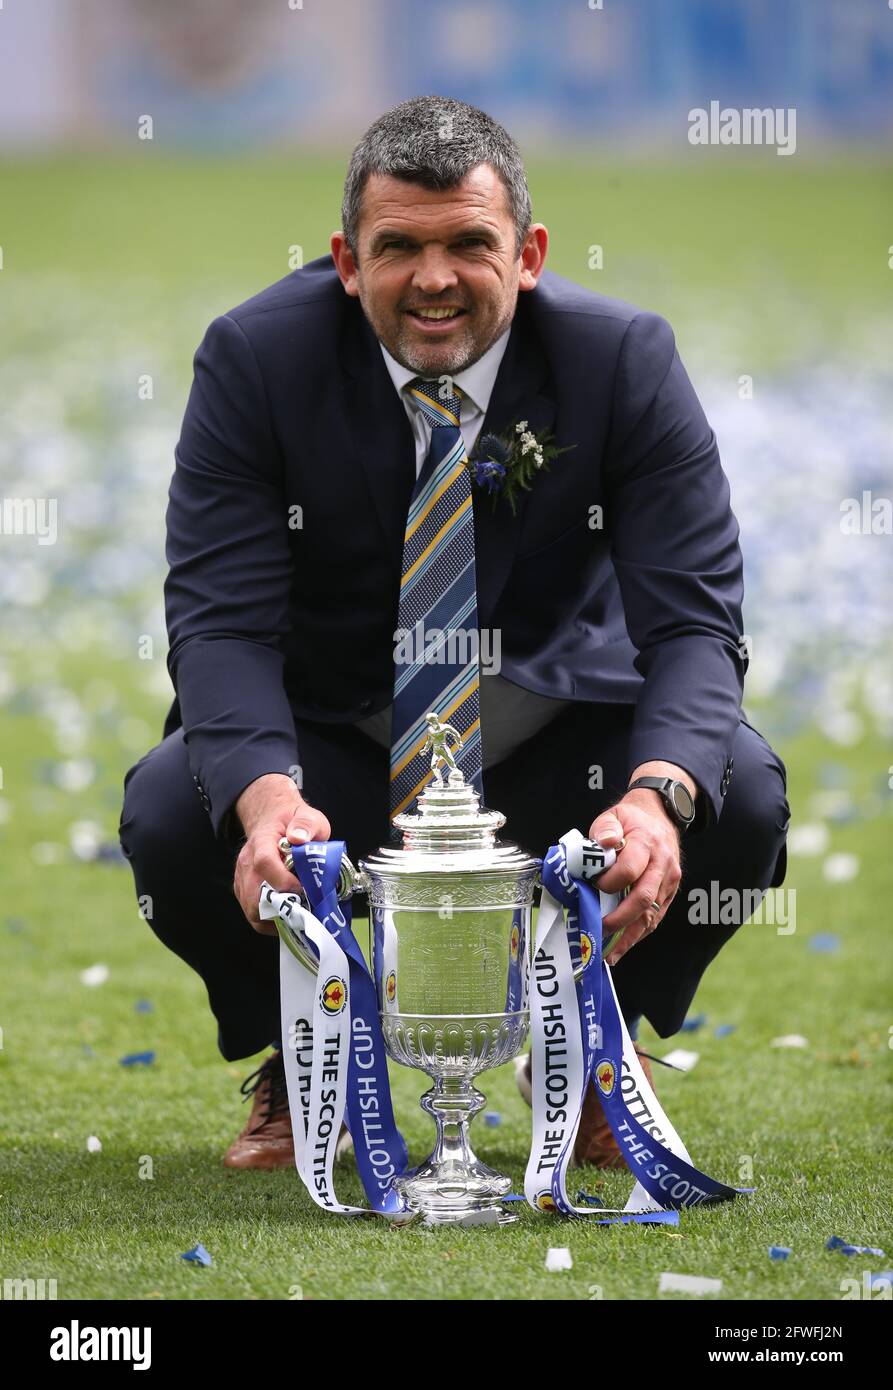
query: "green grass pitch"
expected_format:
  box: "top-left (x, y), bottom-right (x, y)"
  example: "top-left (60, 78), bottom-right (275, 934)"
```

top-left (0, 156), bottom-right (890, 1300)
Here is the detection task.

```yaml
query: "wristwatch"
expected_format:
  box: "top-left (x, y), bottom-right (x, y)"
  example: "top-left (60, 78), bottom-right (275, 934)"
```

top-left (626, 776), bottom-right (696, 831)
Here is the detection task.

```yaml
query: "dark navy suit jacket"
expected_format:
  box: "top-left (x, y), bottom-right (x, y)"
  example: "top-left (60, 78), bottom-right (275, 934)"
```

top-left (164, 256), bottom-right (745, 836)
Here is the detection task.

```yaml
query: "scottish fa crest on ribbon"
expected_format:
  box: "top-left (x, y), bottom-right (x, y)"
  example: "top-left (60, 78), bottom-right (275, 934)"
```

top-left (319, 975), bottom-right (347, 1016)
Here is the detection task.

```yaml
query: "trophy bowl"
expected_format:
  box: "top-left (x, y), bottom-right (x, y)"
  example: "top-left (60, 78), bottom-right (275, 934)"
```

top-left (357, 714), bottom-right (540, 1223)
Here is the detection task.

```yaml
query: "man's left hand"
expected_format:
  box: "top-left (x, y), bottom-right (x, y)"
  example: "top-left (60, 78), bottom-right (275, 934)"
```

top-left (588, 765), bottom-right (693, 966)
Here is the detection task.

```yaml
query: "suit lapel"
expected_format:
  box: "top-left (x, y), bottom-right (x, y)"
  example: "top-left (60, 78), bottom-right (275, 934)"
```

top-left (341, 303), bottom-right (417, 567)
top-left (473, 304), bottom-right (556, 623)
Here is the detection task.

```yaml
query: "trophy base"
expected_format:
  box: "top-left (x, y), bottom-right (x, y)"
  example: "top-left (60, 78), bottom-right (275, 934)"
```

top-left (394, 1077), bottom-right (518, 1227)
top-left (394, 1159), bottom-right (516, 1226)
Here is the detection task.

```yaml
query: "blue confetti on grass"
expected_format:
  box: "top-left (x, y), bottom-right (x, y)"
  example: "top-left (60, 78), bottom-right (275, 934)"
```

top-left (808, 934), bottom-right (840, 954)
top-left (576, 1190), bottom-right (605, 1207)
top-left (96, 842), bottom-right (128, 865)
top-left (484, 1111), bottom-right (502, 1127)
top-left (714, 1024), bottom-right (736, 1038)
top-left (134, 999), bottom-right (154, 1014)
top-left (680, 1013), bottom-right (706, 1033)
top-left (180, 1243), bottom-right (212, 1266)
top-left (769, 1246), bottom-right (792, 1261)
top-left (119, 1050), bottom-right (156, 1067)
top-left (818, 762), bottom-right (851, 788)
top-left (826, 1235), bottom-right (884, 1257)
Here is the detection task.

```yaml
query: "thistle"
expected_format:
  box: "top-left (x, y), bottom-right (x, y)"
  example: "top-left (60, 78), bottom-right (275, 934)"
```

top-left (468, 421), bottom-right (572, 515)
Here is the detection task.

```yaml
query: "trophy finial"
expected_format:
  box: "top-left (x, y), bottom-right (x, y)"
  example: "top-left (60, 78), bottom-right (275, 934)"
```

top-left (420, 710), bottom-right (465, 788)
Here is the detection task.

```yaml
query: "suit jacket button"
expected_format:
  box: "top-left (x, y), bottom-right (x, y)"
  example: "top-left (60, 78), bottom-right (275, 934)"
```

top-left (359, 698), bottom-right (373, 713)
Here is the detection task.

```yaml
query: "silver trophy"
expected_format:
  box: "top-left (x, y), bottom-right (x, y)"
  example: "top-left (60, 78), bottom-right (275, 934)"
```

top-left (280, 713), bottom-right (613, 1225)
top-left (360, 713), bottom-right (540, 1224)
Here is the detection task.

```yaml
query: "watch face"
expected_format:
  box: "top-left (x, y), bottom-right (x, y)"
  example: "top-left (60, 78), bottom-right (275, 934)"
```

top-left (672, 782), bottom-right (695, 822)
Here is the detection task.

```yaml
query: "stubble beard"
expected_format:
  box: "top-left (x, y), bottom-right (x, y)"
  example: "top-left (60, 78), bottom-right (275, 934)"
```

top-left (358, 286), bottom-right (517, 379)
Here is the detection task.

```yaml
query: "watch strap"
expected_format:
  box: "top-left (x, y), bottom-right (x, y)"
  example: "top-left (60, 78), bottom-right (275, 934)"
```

top-left (627, 775), bottom-right (695, 829)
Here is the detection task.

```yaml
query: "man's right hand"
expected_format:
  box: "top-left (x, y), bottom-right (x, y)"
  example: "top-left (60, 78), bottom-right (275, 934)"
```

top-left (233, 773), bottom-right (332, 933)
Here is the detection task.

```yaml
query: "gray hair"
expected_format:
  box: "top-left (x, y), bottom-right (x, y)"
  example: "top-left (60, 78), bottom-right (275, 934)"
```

top-left (341, 96), bottom-right (532, 255)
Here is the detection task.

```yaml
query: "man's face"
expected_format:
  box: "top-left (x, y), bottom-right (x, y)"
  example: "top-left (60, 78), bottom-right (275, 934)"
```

top-left (332, 164), bottom-right (547, 377)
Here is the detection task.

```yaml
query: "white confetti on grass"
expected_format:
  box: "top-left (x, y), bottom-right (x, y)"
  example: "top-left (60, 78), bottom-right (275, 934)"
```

top-left (818, 710), bottom-right (864, 747)
top-left (545, 1247), bottom-right (573, 1272)
top-left (662, 1049), bottom-right (699, 1072)
top-left (86, 1135), bottom-right (102, 1153)
top-left (787, 823), bottom-right (830, 856)
top-left (771, 1034), bottom-right (809, 1049)
top-left (80, 963), bottom-right (109, 988)
top-left (706, 370), bottom-right (893, 713)
top-left (54, 759), bottom-right (96, 793)
top-left (823, 853), bottom-right (860, 883)
top-left (69, 820), bottom-right (103, 861)
top-left (659, 1271), bottom-right (722, 1296)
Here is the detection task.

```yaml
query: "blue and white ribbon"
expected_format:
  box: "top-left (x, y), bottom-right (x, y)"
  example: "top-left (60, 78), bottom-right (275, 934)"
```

top-left (524, 829), bottom-right (747, 1219)
top-left (259, 840), bottom-right (409, 1218)
top-left (262, 831), bottom-right (746, 1224)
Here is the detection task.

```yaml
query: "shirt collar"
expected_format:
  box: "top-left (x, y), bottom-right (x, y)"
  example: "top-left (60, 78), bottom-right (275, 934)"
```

top-left (379, 327), bottom-right (511, 416)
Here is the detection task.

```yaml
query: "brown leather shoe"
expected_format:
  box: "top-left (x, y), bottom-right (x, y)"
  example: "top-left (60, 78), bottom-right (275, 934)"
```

top-left (574, 1046), bottom-right (656, 1169)
top-left (515, 1046), bottom-right (658, 1170)
top-left (223, 1050), bottom-right (295, 1170)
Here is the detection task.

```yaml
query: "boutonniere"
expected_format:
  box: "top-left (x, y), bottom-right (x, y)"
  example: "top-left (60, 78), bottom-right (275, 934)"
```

top-left (467, 420), bottom-right (573, 516)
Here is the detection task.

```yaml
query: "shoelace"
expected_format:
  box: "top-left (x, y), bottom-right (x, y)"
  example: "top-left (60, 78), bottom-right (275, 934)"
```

top-left (636, 1047), bottom-right (682, 1072)
top-left (239, 1050), bottom-right (289, 1121)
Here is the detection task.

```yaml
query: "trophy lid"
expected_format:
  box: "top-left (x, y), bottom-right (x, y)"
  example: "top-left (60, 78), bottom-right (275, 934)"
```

top-left (360, 712), bottom-right (540, 879)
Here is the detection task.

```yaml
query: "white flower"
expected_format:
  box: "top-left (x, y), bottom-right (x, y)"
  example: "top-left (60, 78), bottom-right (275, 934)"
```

top-left (521, 442), bottom-right (532, 454)
top-left (515, 420), bottom-right (528, 433)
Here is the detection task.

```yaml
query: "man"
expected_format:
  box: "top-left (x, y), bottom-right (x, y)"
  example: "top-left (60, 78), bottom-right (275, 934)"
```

top-left (119, 97), bottom-right (790, 1173)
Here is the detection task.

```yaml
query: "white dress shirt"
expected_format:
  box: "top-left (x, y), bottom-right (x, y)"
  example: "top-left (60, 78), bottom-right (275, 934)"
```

top-left (379, 330), bottom-right (511, 474)
top-left (353, 333), bottom-right (574, 771)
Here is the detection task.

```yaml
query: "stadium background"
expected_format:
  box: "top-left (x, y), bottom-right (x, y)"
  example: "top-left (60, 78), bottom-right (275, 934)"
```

top-left (1, 0), bottom-right (891, 1301)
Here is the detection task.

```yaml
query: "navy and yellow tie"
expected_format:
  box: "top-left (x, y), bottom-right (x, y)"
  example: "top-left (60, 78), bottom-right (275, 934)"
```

top-left (389, 377), bottom-right (483, 820)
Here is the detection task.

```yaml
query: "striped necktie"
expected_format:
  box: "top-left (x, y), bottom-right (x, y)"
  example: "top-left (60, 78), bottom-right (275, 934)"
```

top-left (389, 376), bottom-right (483, 820)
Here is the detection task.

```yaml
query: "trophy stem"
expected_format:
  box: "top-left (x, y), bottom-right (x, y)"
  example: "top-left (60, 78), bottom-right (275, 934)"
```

top-left (393, 1076), bottom-right (514, 1225)
top-left (421, 1075), bottom-right (485, 1171)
